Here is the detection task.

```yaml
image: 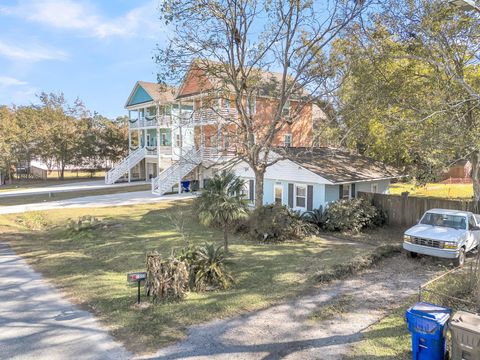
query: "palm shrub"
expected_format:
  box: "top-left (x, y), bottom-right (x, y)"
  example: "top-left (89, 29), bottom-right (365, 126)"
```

top-left (176, 243), bottom-right (233, 291)
top-left (196, 170), bottom-right (249, 253)
top-left (193, 243), bottom-right (233, 290)
top-left (301, 207), bottom-right (327, 227)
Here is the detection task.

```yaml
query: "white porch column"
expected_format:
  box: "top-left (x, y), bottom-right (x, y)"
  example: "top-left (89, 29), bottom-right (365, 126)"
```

top-left (128, 110), bottom-right (132, 183)
top-left (137, 110), bottom-right (141, 148)
top-left (178, 100), bottom-right (183, 194)
top-left (156, 104), bottom-right (161, 176)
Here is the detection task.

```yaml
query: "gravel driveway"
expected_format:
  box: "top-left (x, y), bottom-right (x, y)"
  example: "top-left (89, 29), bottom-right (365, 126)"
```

top-left (143, 255), bottom-right (439, 360)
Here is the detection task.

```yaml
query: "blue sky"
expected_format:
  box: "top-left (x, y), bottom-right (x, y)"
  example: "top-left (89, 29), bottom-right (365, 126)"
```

top-left (0, 0), bottom-right (168, 118)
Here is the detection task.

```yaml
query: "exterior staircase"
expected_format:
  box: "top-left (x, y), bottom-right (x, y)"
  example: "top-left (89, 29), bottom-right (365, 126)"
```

top-left (151, 148), bottom-right (201, 195)
top-left (105, 147), bottom-right (146, 184)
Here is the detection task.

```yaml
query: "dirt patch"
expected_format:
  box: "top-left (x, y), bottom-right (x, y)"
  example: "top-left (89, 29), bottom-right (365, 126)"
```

top-left (143, 255), bottom-right (442, 360)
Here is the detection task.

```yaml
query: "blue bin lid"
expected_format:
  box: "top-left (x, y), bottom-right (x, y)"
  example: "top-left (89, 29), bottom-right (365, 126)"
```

top-left (407, 302), bottom-right (451, 324)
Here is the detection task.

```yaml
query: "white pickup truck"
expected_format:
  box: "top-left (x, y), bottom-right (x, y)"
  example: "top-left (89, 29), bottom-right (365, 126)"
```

top-left (403, 209), bottom-right (480, 266)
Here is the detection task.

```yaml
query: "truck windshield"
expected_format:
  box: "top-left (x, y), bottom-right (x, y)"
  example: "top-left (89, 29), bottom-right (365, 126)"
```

top-left (420, 213), bottom-right (466, 230)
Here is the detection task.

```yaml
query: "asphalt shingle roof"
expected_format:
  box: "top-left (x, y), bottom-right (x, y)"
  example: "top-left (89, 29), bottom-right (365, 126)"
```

top-left (280, 147), bottom-right (400, 183)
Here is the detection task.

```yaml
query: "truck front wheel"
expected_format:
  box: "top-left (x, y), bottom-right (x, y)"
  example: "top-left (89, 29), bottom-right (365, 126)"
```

top-left (454, 248), bottom-right (465, 267)
top-left (408, 251), bottom-right (418, 258)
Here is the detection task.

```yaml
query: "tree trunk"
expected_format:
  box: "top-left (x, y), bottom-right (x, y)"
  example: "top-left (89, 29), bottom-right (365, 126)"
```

top-left (223, 224), bottom-right (229, 254)
top-left (254, 168), bottom-right (265, 209)
top-left (470, 151), bottom-right (480, 205)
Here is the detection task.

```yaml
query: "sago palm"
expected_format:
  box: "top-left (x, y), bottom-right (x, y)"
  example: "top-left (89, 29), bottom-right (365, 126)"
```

top-left (197, 171), bottom-right (249, 253)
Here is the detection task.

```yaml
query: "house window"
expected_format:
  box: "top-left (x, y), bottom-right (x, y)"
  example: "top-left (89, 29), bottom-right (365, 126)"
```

top-left (342, 184), bottom-right (351, 200)
top-left (224, 133), bottom-right (230, 149)
top-left (371, 183), bottom-right (378, 193)
top-left (295, 184), bottom-right (306, 208)
top-left (247, 96), bottom-right (256, 115)
top-left (210, 134), bottom-right (218, 147)
top-left (241, 180), bottom-right (254, 204)
top-left (274, 184), bottom-right (283, 205)
top-left (161, 133), bottom-right (168, 146)
top-left (284, 134), bottom-right (292, 147)
top-left (224, 98), bottom-right (230, 108)
top-left (282, 101), bottom-right (291, 117)
top-left (175, 134), bottom-right (181, 147)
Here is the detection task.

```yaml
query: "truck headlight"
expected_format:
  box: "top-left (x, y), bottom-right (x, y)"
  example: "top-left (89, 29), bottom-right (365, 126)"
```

top-left (444, 241), bottom-right (457, 249)
top-left (404, 235), bottom-right (412, 243)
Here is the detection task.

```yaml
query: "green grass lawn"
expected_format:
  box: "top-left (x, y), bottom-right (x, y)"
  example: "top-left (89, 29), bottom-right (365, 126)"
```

top-left (390, 182), bottom-right (473, 199)
top-left (0, 184), bottom-right (149, 206)
top-left (0, 200), bottom-right (375, 354)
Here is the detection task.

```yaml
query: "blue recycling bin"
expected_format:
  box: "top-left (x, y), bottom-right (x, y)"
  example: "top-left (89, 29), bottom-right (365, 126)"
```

top-left (181, 180), bottom-right (191, 192)
top-left (405, 302), bottom-right (451, 360)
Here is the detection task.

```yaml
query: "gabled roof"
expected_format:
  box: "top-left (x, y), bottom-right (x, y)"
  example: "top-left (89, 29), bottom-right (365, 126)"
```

top-left (125, 81), bottom-right (176, 108)
top-left (175, 60), bottom-right (303, 100)
top-left (279, 147), bottom-right (400, 184)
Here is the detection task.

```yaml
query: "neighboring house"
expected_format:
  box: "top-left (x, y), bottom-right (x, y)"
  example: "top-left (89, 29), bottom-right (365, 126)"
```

top-left (231, 147), bottom-right (398, 211)
top-left (442, 159), bottom-right (472, 182)
top-left (106, 61), bottom-right (398, 209)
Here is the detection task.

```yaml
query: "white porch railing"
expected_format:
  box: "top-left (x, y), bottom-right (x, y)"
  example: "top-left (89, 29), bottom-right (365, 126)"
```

top-left (144, 146), bottom-right (173, 156)
top-left (151, 148), bottom-right (202, 195)
top-left (105, 147), bottom-right (146, 184)
top-left (129, 115), bottom-right (174, 129)
top-left (179, 108), bottom-right (238, 126)
top-left (201, 147), bottom-right (236, 162)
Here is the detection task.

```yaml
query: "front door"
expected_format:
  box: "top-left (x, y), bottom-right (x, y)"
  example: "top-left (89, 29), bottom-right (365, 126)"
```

top-left (274, 185), bottom-right (283, 205)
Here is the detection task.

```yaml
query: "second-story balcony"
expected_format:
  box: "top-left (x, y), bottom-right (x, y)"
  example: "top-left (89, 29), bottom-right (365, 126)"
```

top-left (129, 115), bottom-right (174, 129)
top-left (181, 107), bottom-right (238, 126)
top-left (130, 145), bottom-right (173, 156)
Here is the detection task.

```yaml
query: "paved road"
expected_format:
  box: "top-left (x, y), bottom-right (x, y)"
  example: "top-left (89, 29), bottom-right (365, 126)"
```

top-left (0, 180), bottom-right (149, 198)
top-left (0, 243), bottom-right (131, 360)
top-left (0, 192), bottom-right (195, 214)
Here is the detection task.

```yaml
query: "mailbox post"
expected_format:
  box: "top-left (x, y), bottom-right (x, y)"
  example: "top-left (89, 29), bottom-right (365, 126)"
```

top-left (127, 272), bottom-right (147, 304)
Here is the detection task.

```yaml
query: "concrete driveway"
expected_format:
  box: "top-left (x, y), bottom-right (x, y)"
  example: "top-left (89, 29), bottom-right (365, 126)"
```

top-left (0, 191), bottom-right (195, 215)
top-left (0, 243), bottom-right (131, 360)
top-left (0, 180), bottom-right (149, 198)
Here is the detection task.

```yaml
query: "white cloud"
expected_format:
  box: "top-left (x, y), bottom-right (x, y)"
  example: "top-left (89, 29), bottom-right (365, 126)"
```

top-left (0, 76), bottom-right (27, 87)
top-left (0, 40), bottom-right (69, 61)
top-left (2, 0), bottom-right (163, 39)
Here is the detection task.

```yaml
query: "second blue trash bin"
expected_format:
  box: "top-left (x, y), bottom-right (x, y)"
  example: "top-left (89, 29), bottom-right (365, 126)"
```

top-left (405, 302), bottom-right (451, 360)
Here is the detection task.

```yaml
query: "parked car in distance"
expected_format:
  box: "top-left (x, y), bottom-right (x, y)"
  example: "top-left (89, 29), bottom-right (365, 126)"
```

top-left (403, 209), bottom-right (480, 266)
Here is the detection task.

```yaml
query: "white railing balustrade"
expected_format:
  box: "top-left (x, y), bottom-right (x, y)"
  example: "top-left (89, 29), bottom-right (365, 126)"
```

top-left (151, 148), bottom-right (202, 196)
top-left (105, 147), bottom-right (147, 184)
top-left (181, 107), bottom-right (238, 125)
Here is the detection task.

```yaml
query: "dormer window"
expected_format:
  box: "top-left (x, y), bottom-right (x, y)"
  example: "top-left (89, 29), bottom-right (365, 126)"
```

top-left (284, 133), bottom-right (292, 147)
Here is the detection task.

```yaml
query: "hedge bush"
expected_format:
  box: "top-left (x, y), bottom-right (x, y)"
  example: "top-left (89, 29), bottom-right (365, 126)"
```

top-left (248, 204), bottom-right (315, 242)
top-left (303, 198), bottom-right (385, 232)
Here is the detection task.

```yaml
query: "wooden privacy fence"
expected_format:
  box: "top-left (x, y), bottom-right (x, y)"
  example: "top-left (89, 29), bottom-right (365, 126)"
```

top-left (358, 192), bottom-right (480, 227)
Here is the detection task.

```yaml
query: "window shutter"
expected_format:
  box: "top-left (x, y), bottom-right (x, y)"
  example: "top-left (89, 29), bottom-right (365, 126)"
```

top-left (351, 183), bottom-right (356, 198)
top-left (288, 183), bottom-right (294, 208)
top-left (249, 180), bottom-right (254, 202)
top-left (307, 185), bottom-right (313, 211)
top-left (339, 185), bottom-right (343, 200)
